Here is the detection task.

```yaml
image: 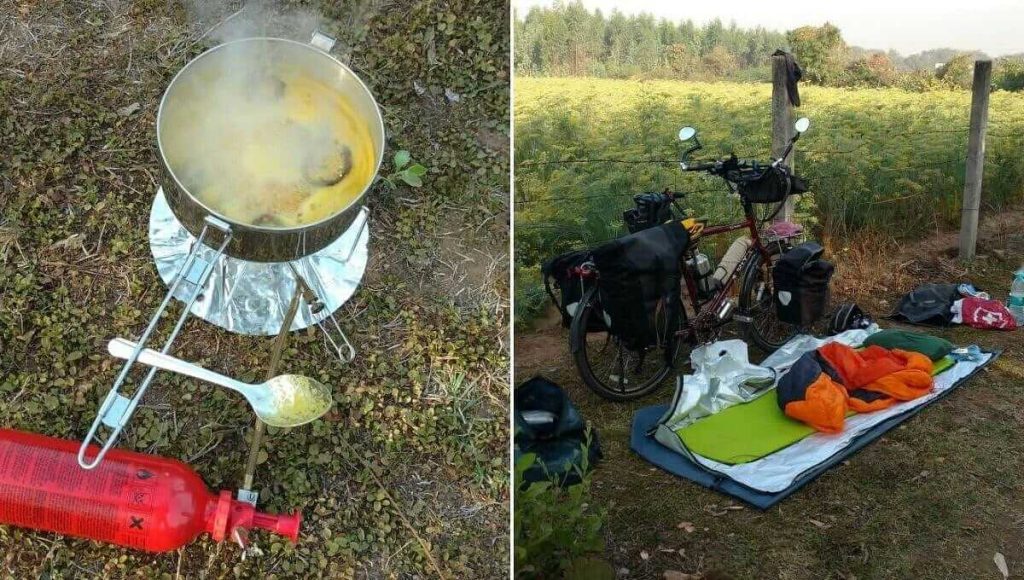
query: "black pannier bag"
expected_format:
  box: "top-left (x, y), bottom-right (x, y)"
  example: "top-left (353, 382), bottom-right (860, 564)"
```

top-left (773, 241), bottom-right (834, 326)
top-left (541, 249), bottom-right (604, 330)
top-left (590, 221), bottom-right (690, 357)
top-left (623, 192), bottom-right (672, 233)
top-left (739, 165), bottom-right (808, 204)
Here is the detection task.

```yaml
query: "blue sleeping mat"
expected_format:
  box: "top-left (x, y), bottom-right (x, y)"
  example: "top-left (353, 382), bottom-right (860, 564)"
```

top-left (630, 350), bottom-right (998, 509)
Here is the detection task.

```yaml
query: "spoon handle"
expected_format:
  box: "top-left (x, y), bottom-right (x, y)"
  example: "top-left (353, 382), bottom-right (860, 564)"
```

top-left (108, 338), bottom-right (253, 396)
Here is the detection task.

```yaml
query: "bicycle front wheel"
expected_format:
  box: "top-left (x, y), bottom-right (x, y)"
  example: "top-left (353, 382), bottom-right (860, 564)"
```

top-left (738, 245), bottom-right (798, 352)
top-left (569, 286), bottom-right (681, 401)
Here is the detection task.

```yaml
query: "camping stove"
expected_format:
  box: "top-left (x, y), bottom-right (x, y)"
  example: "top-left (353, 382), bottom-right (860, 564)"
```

top-left (78, 30), bottom-right (383, 512)
top-left (78, 188), bottom-right (370, 475)
top-left (77, 31), bottom-right (384, 492)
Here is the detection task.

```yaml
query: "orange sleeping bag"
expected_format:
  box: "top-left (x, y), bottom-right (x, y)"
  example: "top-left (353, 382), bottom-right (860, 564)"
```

top-left (777, 343), bottom-right (934, 433)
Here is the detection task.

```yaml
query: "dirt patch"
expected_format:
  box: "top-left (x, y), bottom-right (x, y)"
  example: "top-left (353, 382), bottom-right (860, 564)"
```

top-left (0, 1), bottom-right (509, 577)
top-left (515, 209), bottom-right (1024, 579)
top-left (436, 222), bottom-right (508, 305)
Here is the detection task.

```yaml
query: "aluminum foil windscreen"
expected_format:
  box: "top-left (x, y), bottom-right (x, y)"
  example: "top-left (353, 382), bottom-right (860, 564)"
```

top-left (149, 188), bottom-right (368, 335)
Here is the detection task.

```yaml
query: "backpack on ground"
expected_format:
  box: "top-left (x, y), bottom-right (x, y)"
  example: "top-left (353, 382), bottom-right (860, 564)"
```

top-left (514, 376), bottom-right (602, 487)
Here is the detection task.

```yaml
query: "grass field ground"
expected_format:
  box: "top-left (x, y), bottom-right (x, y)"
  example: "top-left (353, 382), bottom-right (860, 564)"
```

top-left (515, 209), bottom-right (1024, 579)
top-left (0, 1), bottom-right (509, 577)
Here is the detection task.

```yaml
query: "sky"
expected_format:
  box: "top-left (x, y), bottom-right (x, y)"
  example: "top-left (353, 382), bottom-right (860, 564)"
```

top-left (512, 0), bottom-right (1024, 57)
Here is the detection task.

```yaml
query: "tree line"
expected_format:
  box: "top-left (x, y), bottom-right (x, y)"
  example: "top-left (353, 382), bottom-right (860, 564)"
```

top-left (514, 2), bottom-right (1024, 91)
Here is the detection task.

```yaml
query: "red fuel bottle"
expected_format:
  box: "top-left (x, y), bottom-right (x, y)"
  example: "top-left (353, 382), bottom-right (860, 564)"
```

top-left (0, 429), bottom-right (300, 552)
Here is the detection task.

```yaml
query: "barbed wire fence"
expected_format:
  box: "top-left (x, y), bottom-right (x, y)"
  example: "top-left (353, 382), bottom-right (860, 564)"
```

top-left (515, 121), bottom-right (1024, 250)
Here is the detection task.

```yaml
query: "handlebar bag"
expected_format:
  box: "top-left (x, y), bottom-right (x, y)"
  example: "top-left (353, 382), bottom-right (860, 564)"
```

top-left (739, 165), bottom-right (808, 204)
top-left (773, 242), bottom-right (834, 326)
top-left (541, 249), bottom-right (605, 331)
top-left (590, 221), bottom-right (690, 357)
top-left (623, 193), bottom-right (672, 233)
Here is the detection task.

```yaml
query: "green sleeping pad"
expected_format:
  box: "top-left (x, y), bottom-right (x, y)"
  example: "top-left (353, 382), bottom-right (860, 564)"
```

top-left (676, 356), bottom-right (955, 464)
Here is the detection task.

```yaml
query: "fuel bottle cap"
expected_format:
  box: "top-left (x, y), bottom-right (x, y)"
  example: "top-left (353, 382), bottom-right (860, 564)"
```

top-left (210, 490), bottom-right (302, 544)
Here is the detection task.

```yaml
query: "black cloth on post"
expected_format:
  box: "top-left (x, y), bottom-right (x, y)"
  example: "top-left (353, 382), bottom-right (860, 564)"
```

top-left (771, 49), bottom-right (803, 107)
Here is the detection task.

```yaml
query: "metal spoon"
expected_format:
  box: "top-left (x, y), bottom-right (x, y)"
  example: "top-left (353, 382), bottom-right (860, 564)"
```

top-left (107, 338), bottom-right (332, 428)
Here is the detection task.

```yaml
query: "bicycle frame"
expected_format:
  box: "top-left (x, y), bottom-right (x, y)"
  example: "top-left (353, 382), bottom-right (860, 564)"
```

top-left (677, 204), bottom-right (773, 337)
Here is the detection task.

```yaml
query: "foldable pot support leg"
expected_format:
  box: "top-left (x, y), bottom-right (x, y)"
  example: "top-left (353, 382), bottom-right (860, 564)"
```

top-left (236, 207), bottom-right (366, 509)
top-left (289, 206), bottom-right (367, 364)
top-left (78, 216), bottom-right (233, 469)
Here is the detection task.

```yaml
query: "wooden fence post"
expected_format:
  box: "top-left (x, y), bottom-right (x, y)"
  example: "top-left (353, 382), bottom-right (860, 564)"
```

top-left (771, 54), bottom-right (795, 222)
top-left (958, 59), bottom-right (992, 261)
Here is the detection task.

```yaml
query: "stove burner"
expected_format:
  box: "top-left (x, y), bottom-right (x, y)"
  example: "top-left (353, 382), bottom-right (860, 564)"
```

top-left (149, 188), bottom-right (369, 335)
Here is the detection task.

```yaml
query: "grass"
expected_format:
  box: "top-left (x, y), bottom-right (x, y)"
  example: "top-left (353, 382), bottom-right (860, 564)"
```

top-left (514, 211), bottom-right (1024, 579)
top-left (0, 0), bottom-right (508, 577)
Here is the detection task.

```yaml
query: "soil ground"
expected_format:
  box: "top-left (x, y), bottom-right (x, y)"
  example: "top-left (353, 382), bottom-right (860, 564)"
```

top-left (0, 1), bottom-right (509, 577)
top-left (515, 209), bottom-right (1024, 580)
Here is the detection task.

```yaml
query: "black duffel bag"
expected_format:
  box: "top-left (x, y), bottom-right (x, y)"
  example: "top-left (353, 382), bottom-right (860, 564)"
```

top-left (773, 241), bottom-right (833, 327)
top-left (739, 164), bottom-right (808, 204)
top-left (514, 376), bottom-right (602, 487)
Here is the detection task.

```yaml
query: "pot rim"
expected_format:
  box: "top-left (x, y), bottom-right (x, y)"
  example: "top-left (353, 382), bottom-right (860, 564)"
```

top-left (155, 36), bottom-right (385, 234)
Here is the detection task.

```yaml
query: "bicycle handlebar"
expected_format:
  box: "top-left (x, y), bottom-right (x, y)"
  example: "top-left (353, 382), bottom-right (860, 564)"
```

top-left (681, 157), bottom-right (763, 177)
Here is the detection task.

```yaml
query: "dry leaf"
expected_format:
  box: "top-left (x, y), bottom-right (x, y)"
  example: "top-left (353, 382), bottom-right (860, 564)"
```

top-left (676, 521), bottom-right (696, 533)
top-left (809, 519), bottom-right (831, 529)
top-left (641, 551), bottom-right (650, 561)
top-left (910, 470), bottom-right (930, 482)
top-left (994, 552), bottom-right (1008, 579)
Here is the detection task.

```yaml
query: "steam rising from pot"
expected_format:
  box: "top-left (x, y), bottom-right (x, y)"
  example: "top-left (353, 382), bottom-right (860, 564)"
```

top-left (158, 5), bottom-right (378, 228)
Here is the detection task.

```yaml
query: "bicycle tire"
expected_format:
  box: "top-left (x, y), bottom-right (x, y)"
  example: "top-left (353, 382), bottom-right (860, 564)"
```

top-left (569, 286), bottom-right (679, 401)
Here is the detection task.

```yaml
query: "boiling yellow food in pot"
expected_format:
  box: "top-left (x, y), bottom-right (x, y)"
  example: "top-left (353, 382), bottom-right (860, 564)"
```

top-left (160, 67), bottom-right (375, 228)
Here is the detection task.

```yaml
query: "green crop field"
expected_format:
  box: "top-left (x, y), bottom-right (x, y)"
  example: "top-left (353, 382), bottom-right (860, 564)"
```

top-left (514, 77), bottom-right (1024, 326)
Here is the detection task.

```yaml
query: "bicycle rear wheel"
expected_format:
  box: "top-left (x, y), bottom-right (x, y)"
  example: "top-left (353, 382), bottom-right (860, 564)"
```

top-left (569, 286), bottom-right (683, 401)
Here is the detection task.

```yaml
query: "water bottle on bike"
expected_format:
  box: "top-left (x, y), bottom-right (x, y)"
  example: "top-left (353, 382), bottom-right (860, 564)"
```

top-left (1009, 269), bottom-right (1024, 325)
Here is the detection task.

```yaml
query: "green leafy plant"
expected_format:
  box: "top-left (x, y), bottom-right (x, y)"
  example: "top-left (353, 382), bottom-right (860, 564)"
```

top-left (382, 149), bottom-right (429, 188)
top-left (513, 443), bottom-right (610, 578)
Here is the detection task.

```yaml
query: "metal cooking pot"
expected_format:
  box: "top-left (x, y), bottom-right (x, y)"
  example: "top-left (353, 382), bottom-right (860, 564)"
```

top-left (156, 35), bottom-right (384, 262)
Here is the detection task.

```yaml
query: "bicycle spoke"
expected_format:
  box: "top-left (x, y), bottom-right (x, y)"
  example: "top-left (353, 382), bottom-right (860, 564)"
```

top-left (572, 287), bottom-right (679, 400)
